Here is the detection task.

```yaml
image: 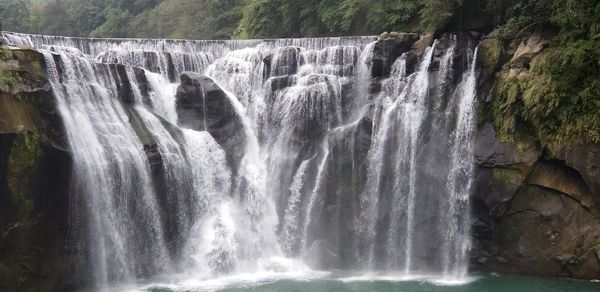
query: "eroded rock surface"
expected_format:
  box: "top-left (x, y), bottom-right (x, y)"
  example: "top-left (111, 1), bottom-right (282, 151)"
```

top-left (176, 72), bottom-right (246, 173)
top-left (472, 122), bottom-right (600, 279)
top-left (0, 47), bottom-right (72, 292)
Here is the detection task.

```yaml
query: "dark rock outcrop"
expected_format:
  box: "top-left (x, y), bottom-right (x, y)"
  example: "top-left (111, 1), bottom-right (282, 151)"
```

top-left (307, 109), bottom-right (373, 268)
top-left (0, 47), bottom-right (72, 292)
top-left (108, 64), bottom-right (151, 105)
top-left (546, 143), bottom-right (600, 203)
top-left (175, 72), bottom-right (246, 173)
top-left (474, 180), bottom-right (600, 279)
top-left (263, 46), bottom-right (302, 79)
top-left (470, 26), bottom-right (600, 279)
top-left (371, 32), bottom-right (420, 79)
top-left (472, 123), bottom-right (600, 279)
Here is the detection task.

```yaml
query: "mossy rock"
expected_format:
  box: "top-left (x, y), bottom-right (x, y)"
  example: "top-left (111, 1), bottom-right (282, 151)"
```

top-left (490, 47), bottom-right (600, 145)
top-left (0, 46), bottom-right (14, 61)
top-left (0, 45), bottom-right (72, 291)
top-left (490, 184), bottom-right (600, 278)
top-left (489, 167), bottom-right (524, 204)
top-left (478, 38), bottom-right (503, 82)
top-left (0, 48), bottom-right (48, 95)
top-left (14, 50), bottom-right (47, 86)
top-left (525, 160), bottom-right (597, 208)
top-left (6, 131), bottom-right (41, 217)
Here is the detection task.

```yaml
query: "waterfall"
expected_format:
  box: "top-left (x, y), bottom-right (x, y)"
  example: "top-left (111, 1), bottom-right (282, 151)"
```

top-left (182, 129), bottom-right (234, 274)
top-left (42, 51), bottom-right (173, 286)
top-left (3, 31), bottom-right (479, 288)
top-left (441, 46), bottom-right (479, 279)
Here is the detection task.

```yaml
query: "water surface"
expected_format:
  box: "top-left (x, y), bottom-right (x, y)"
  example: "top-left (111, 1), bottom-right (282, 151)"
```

top-left (131, 273), bottom-right (600, 292)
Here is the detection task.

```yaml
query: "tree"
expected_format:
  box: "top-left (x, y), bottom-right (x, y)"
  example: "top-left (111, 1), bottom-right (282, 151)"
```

top-left (0, 0), bottom-right (31, 32)
top-left (419, 0), bottom-right (462, 32)
top-left (237, 0), bottom-right (288, 38)
top-left (90, 8), bottom-right (131, 37)
top-left (33, 0), bottom-right (73, 35)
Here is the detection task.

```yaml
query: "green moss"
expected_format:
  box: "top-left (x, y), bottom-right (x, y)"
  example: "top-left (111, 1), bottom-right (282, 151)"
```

top-left (478, 39), bottom-right (503, 80)
top-left (14, 49), bottom-right (47, 79)
top-left (127, 108), bottom-right (157, 146)
top-left (0, 71), bottom-right (24, 93)
top-left (492, 78), bottom-right (521, 142)
top-left (491, 168), bottom-right (522, 184)
top-left (492, 48), bottom-right (600, 145)
top-left (7, 132), bottom-right (42, 217)
top-left (583, 237), bottom-right (600, 258)
top-left (476, 99), bottom-right (492, 128)
top-left (0, 46), bottom-right (14, 61)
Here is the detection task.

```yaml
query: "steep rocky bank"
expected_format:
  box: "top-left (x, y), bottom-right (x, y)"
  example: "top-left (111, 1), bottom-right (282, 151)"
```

top-left (471, 32), bottom-right (600, 279)
top-left (0, 46), bottom-right (71, 291)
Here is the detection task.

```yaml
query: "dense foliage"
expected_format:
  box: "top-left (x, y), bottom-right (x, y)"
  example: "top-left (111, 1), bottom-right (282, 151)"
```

top-left (492, 0), bottom-right (600, 144)
top-left (1, 0), bottom-right (465, 39)
top-left (1, 0), bottom-right (598, 143)
top-left (0, 0), bottom-right (244, 39)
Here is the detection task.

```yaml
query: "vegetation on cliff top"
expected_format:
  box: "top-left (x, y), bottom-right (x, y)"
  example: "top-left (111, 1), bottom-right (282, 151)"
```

top-left (1, 0), bottom-right (598, 144)
top-left (492, 0), bottom-right (600, 144)
top-left (1, 0), bottom-right (483, 38)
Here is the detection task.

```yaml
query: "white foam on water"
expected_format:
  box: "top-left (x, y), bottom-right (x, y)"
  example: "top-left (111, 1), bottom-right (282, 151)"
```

top-left (122, 258), bottom-right (328, 292)
top-left (338, 272), bottom-right (477, 286)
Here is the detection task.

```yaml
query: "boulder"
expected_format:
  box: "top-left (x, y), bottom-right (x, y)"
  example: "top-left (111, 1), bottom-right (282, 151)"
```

top-left (510, 33), bottom-right (549, 68)
top-left (264, 46), bottom-right (302, 78)
top-left (547, 142), bottom-right (600, 203)
top-left (476, 184), bottom-right (600, 279)
top-left (526, 160), bottom-right (598, 208)
top-left (175, 72), bottom-right (246, 173)
top-left (474, 123), bottom-right (539, 168)
top-left (410, 33), bottom-right (434, 54)
top-left (478, 38), bottom-right (504, 85)
top-left (106, 64), bottom-right (151, 105)
top-left (371, 32), bottom-right (420, 78)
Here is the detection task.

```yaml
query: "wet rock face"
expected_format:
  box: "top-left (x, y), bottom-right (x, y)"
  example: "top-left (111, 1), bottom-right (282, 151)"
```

top-left (108, 64), bottom-right (151, 105)
top-left (472, 123), bottom-right (600, 279)
top-left (264, 46), bottom-right (302, 79)
top-left (477, 39), bottom-right (503, 84)
top-left (371, 33), bottom-right (420, 78)
top-left (0, 47), bottom-right (73, 291)
top-left (309, 113), bottom-right (373, 268)
top-left (547, 143), bottom-right (600, 203)
top-left (477, 183), bottom-right (600, 279)
top-left (474, 123), bottom-right (539, 169)
top-left (472, 28), bottom-right (600, 279)
top-left (510, 33), bottom-right (549, 68)
top-left (175, 72), bottom-right (246, 173)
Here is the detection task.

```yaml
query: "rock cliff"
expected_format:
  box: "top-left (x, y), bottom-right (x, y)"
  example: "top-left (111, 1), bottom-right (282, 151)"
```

top-left (0, 46), bottom-right (71, 291)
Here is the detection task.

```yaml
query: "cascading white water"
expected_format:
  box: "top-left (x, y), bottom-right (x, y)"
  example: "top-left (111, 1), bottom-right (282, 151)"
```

top-left (440, 46), bottom-right (479, 279)
top-left (301, 142), bottom-right (330, 255)
top-left (281, 159), bottom-right (312, 254)
top-left (97, 50), bottom-right (214, 82)
top-left (181, 129), bottom-right (235, 274)
top-left (42, 51), bottom-right (173, 286)
top-left (4, 31), bottom-right (479, 289)
top-left (360, 54), bottom-right (409, 268)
